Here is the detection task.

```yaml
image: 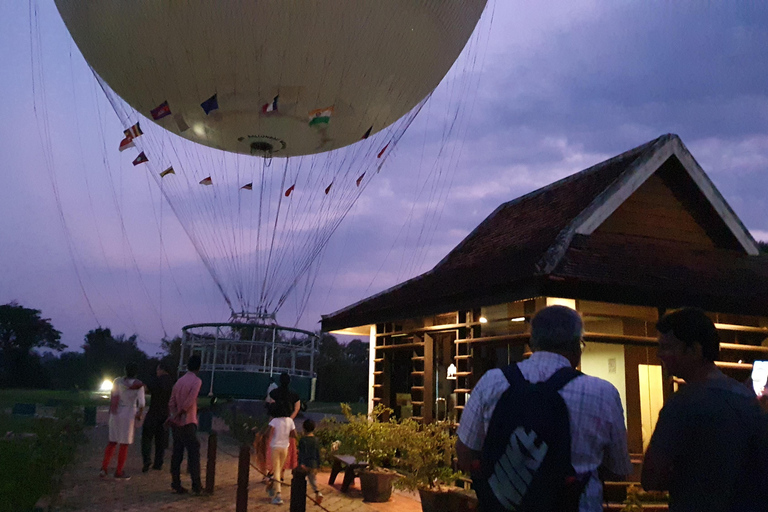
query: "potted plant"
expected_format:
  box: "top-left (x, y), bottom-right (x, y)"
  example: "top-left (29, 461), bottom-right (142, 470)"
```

top-left (322, 403), bottom-right (402, 502)
top-left (395, 418), bottom-right (477, 512)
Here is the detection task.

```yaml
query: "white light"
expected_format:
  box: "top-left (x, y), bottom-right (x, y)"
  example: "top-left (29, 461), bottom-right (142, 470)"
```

top-left (447, 363), bottom-right (457, 380)
top-left (479, 317), bottom-right (488, 324)
top-left (510, 317), bottom-right (525, 322)
top-left (99, 379), bottom-right (113, 392)
top-left (193, 123), bottom-right (206, 136)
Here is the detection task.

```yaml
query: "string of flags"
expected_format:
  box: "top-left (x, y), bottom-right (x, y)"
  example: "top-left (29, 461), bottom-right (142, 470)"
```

top-left (118, 93), bottom-right (386, 192)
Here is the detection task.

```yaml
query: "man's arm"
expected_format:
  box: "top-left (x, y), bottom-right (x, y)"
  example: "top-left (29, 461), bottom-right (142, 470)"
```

top-left (290, 399), bottom-right (301, 420)
top-left (456, 438), bottom-right (482, 474)
top-left (640, 400), bottom-right (681, 491)
top-left (600, 386), bottom-right (633, 481)
top-left (641, 442), bottom-right (673, 490)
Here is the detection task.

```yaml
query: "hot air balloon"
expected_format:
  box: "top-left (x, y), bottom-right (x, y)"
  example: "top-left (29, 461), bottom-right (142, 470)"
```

top-left (53, 1), bottom-right (488, 399)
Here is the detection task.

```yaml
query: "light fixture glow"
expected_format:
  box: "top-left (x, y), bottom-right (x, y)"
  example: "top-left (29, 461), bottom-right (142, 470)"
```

top-left (99, 379), bottom-right (113, 392)
top-left (447, 363), bottom-right (457, 380)
top-left (510, 317), bottom-right (525, 322)
top-left (479, 317), bottom-right (488, 324)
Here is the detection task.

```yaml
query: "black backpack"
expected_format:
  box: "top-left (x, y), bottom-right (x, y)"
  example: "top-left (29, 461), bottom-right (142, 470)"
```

top-left (474, 363), bottom-right (588, 512)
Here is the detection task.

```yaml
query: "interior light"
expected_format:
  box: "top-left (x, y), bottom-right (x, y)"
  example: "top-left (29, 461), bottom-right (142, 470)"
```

top-left (479, 317), bottom-right (488, 324)
top-left (446, 363), bottom-right (457, 380)
top-left (510, 317), bottom-right (525, 322)
top-left (99, 379), bottom-right (113, 392)
top-left (193, 123), bottom-right (206, 136)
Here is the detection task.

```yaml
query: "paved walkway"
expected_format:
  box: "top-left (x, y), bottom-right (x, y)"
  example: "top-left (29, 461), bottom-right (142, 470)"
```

top-left (54, 415), bottom-right (421, 512)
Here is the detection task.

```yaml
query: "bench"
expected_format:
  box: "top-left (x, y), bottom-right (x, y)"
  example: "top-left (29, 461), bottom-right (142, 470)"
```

top-left (328, 454), bottom-right (368, 492)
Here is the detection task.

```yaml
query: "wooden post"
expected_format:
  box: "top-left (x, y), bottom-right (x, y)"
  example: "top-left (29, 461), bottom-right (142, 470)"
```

top-left (236, 444), bottom-right (250, 512)
top-left (205, 431), bottom-right (217, 494)
top-left (290, 467), bottom-right (307, 512)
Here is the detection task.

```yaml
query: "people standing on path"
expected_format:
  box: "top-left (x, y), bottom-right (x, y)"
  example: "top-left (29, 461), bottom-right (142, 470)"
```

top-left (167, 354), bottom-right (203, 494)
top-left (456, 305), bottom-right (632, 512)
top-left (642, 308), bottom-right (768, 512)
top-left (101, 361), bottom-right (145, 480)
top-left (268, 372), bottom-right (301, 419)
top-left (298, 418), bottom-right (323, 504)
top-left (265, 413), bottom-right (296, 505)
top-left (141, 362), bottom-right (174, 472)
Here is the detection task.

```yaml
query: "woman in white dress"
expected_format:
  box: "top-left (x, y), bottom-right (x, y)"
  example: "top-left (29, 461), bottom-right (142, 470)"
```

top-left (100, 362), bottom-right (145, 479)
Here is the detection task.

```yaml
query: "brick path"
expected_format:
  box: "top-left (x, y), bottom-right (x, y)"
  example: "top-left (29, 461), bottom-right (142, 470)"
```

top-left (54, 414), bottom-right (421, 512)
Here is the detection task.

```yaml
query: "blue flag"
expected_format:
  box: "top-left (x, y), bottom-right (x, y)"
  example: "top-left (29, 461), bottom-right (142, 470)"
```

top-left (201, 94), bottom-right (218, 115)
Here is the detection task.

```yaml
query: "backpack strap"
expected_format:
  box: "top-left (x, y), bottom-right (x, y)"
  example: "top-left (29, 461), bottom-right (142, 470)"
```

top-left (543, 366), bottom-right (583, 393)
top-left (501, 363), bottom-right (582, 392)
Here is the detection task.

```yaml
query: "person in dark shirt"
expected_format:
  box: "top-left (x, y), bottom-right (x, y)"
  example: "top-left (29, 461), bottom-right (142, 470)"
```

top-left (141, 362), bottom-right (174, 472)
top-left (298, 418), bottom-right (322, 503)
top-left (268, 372), bottom-right (301, 419)
top-left (642, 308), bottom-right (768, 512)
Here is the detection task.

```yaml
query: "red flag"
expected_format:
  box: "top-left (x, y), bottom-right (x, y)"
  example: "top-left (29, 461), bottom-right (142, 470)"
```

top-left (377, 142), bottom-right (390, 158)
top-left (119, 136), bottom-right (135, 152)
top-left (199, 176), bottom-right (212, 185)
top-left (356, 173), bottom-right (365, 187)
top-left (150, 101), bottom-right (172, 120)
top-left (132, 152), bottom-right (148, 165)
top-left (325, 182), bottom-right (333, 195)
top-left (284, 184), bottom-right (295, 197)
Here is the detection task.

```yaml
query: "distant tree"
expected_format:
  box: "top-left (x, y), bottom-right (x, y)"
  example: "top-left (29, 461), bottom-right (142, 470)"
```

top-left (315, 333), bottom-right (369, 403)
top-left (159, 336), bottom-right (182, 378)
top-left (758, 241), bottom-right (768, 253)
top-left (81, 327), bottom-right (150, 389)
top-left (0, 302), bottom-right (64, 388)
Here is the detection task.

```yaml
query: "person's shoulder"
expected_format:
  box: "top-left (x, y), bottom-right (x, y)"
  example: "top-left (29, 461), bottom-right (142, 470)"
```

top-left (573, 373), bottom-right (623, 401)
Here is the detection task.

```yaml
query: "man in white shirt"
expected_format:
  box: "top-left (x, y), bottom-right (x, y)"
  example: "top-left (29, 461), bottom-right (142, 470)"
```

top-left (456, 305), bottom-right (632, 512)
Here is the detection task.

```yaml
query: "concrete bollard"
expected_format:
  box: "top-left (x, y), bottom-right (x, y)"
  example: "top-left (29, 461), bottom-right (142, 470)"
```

top-left (205, 431), bottom-right (217, 494)
top-left (290, 467), bottom-right (307, 512)
top-left (236, 444), bottom-right (250, 512)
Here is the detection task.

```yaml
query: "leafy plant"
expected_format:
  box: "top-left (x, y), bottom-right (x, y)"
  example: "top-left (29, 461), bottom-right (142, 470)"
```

top-left (393, 418), bottom-right (463, 491)
top-left (220, 407), bottom-right (265, 445)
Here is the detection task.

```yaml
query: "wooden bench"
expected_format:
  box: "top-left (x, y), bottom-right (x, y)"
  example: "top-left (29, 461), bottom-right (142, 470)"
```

top-left (328, 454), bottom-right (368, 492)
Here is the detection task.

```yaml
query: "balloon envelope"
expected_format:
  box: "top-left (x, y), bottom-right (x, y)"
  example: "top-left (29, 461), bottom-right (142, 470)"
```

top-left (55, 1), bottom-right (487, 157)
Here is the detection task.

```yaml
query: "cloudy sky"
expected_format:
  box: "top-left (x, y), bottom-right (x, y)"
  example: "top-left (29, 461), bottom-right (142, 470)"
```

top-left (1, 1), bottom-right (767, 355)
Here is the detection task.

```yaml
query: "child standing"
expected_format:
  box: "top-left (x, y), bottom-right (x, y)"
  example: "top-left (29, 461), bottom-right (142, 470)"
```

top-left (266, 414), bottom-right (296, 505)
top-left (298, 419), bottom-right (323, 504)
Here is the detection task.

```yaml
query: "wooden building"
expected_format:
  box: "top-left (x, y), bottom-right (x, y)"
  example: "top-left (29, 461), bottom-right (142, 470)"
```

top-left (321, 134), bottom-right (768, 459)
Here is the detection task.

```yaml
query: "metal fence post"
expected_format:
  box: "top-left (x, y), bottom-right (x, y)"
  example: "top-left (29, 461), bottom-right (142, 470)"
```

top-left (205, 431), bottom-right (217, 494)
top-left (236, 444), bottom-right (250, 512)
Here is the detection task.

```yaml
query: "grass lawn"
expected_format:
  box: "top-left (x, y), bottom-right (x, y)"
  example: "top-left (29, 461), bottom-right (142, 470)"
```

top-left (306, 401), bottom-right (367, 416)
top-left (0, 388), bottom-right (109, 410)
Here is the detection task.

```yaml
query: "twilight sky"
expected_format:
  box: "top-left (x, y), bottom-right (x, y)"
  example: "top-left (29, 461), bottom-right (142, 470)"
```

top-left (1, 1), bottom-right (767, 355)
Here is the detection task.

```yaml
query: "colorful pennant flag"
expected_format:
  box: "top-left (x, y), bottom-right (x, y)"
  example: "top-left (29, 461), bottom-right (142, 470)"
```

top-left (324, 182), bottom-right (333, 195)
top-left (284, 184), bottom-right (295, 197)
top-left (201, 94), bottom-right (219, 115)
top-left (308, 106), bottom-right (334, 127)
top-left (356, 173), bottom-right (365, 187)
top-left (124, 123), bottom-right (143, 139)
top-left (159, 167), bottom-right (175, 177)
top-left (262, 95), bottom-right (279, 114)
top-left (362, 126), bottom-right (372, 139)
top-left (150, 101), bottom-right (171, 120)
top-left (377, 142), bottom-right (390, 159)
top-left (199, 176), bottom-right (213, 185)
top-left (174, 113), bottom-right (190, 132)
top-left (241, 182), bottom-right (253, 190)
top-left (119, 136), bottom-right (135, 152)
top-left (132, 152), bottom-right (148, 166)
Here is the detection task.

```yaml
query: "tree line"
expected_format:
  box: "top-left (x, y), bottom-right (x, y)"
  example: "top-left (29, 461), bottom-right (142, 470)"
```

top-left (0, 301), bottom-right (368, 402)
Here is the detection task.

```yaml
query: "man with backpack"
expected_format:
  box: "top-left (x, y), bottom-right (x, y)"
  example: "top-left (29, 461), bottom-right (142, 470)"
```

top-left (456, 305), bottom-right (631, 511)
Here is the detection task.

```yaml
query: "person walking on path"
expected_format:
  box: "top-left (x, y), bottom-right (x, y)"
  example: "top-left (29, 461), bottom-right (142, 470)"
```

top-left (265, 414), bottom-right (297, 505)
top-left (456, 305), bottom-right (631, 511)
top-left (298, 418), bottom-right (323, 504)
top-left (141, 362), bottom-right (174, 472)
top-left (642, 308), bottom-right (768, 512)
top-left (100, 361), bottom-right (145, 480)
top-left (268, 372), bottom-right (301, 419)
top-left (167, 354), bottom-right (203, 494)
